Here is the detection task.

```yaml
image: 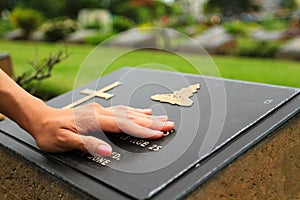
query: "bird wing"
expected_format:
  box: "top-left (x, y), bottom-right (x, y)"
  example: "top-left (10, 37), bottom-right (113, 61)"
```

top-left (151, 84), bottom-right (200, 107)
top-left (151, 94), bottom-right (177, 104)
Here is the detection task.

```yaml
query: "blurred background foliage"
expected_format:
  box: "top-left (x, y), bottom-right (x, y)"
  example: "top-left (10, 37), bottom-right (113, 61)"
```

top-left (0, 0), bottom-right (179, 22)
top-left (0, 0), bottom-right (300, 98)
top-left (204, 0), bottom-right (260, 17)
top-left (9, 7), bottom-right (43, 38)
top-left (1, 0), bottom-right (300, 58)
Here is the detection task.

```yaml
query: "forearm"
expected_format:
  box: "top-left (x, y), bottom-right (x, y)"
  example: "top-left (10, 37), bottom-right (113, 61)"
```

top-left (0, 69), bottom-right (49, 134)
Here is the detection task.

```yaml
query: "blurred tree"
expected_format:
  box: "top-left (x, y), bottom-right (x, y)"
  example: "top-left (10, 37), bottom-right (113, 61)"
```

top-left (205, 0), bottom-right (260, 17)
top-left (12, 0), bottom-right (103, 19)
top-left (6, 0), bottom-right (177, 22)
top-left (112, 0), bottom-right (175, 23)
top-left (10, 8), bottom-right (43, 38)
top-left (16, 0), bottom-right (64, 18)
top-left (63, 0), bottom-right (103, 18)
top-left (279, 0), bottom-right (297, 10)
top-left (0, 0), bottom-right (16, 14)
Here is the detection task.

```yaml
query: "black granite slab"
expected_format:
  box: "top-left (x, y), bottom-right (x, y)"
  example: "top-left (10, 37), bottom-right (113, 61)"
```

top-left (0, 67), bottom-right (299, 199)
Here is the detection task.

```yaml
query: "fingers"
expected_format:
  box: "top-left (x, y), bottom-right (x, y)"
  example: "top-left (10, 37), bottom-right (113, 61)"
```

top-left (80, 135), bottom-right (112, 156)
top-left (111, 116), bottom-right (165, 138)
top-left (111, 110), bottom-right (174, 132)
top-left (88, 104), bottom-right (152, 119)
top-left (88, 104), bottom-right (170, 126)
top-left (67, 132), bottom-right (112, 157)
top-left (97, 114), bottom-right (175, 139)
top-left (75, 103), bottom-right (175, 140)
top-left (131, 115), bottom-right (174, 131)
top-left (107, 105), bottom-right (152, 115)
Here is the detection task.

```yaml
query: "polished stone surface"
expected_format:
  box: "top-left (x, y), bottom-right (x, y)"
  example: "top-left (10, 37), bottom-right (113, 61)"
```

top-left (0, 67), bottom-right (299, 199)
top-left (1, 116), bottom-right (299, 199)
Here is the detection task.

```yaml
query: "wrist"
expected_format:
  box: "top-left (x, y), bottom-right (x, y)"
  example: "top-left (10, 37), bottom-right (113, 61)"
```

top-left (0, 69), bottom-right (55, 139)
top-left (21, 98), bottom-right (53, 137)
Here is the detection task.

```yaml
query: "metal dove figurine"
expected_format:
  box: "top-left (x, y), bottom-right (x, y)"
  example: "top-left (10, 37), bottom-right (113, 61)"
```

top-left (151, 84), bottom-right (200, 107)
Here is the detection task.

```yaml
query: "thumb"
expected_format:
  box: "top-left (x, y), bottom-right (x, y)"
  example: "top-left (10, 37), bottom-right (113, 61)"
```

top-left (77, 135), bottom-right (112, 157)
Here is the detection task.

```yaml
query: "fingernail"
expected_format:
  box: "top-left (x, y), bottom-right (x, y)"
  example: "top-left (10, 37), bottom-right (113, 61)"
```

top-left (165, 121), bottom-right (175, 126)
top-left (158, 115), bottom-right (168, 119)
top-left (149, 131), bottom-right (163, 139)
top-left (143, 109), bottom-right (152, 113)
top-left (97, 145), bottom-right (112, 157)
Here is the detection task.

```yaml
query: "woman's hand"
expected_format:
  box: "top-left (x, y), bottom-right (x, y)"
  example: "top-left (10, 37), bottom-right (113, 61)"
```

top-left (30, 103), bottom-right (175, 157)
top-left (0, 69), bottom-right (174, 157)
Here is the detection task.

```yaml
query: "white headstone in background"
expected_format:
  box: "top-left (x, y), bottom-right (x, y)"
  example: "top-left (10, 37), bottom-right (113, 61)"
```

top-left (178, 26), bottom-right (236, 54)
top-left (107, 29), bottom-right (157, 48)
top-left (252, 29), bottom-right (285, 41)
top-left (276, 37), bottom-right (300, 60)
top-left (66, 29), bottom-right (98, 43)
top-left (78, 9), bottom-right (111, 27)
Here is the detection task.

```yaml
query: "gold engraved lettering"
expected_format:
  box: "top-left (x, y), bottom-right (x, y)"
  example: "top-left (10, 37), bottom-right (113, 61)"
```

top-left (114, 135), bottom-right (163, 151)
top-left (119, 135), bottom-right (130, 141)
top-left (148, 144), bottom-right (162, 152)
top-left (92, 156), bottom-right (111, 166)
top-left (162, 129), bottom-right (174, 136)
top-left (111, 152), bottom-right (122, 161)
top-left (117, 135), bottom-right (151, 148)
top-left (129, 138), bottom-right (138, 144)
top-left (151, 84), bottom-right (200, 107)
top-left (78, 151), bottom-right (121, 166)
top-left (136, 140), bottom-right (150, 147)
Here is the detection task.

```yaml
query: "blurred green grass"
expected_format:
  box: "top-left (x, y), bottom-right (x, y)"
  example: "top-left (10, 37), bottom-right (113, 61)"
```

top-left (1, 40), bottom-right (299, 97)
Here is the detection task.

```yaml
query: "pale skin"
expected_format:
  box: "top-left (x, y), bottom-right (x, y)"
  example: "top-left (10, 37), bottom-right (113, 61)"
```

top-left (0, 69), bottom-right (175, 156)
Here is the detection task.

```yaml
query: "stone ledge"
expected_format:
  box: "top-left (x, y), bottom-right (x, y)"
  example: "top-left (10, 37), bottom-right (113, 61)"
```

top-left (186, 115), bottom-right (300, 200)
top-left (0, 145), bottom-right (92, 200)
top-left (0, 53), bottom-right (14, 77)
